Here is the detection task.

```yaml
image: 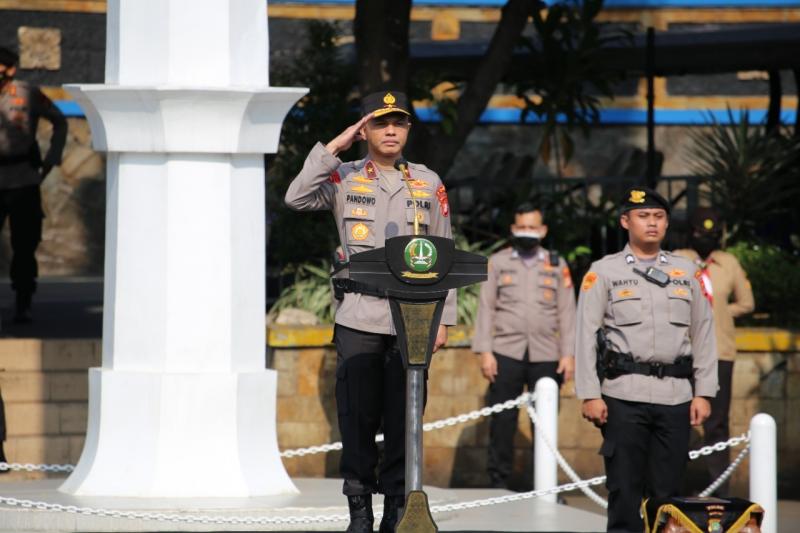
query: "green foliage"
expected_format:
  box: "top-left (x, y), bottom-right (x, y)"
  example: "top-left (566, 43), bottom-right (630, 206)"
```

top-left (270, 261), bottom-right (335, 324)
top-left (267, 21), bottom-right (359, 265)
top-left (271, 234), bottom-right (504, 326)
top-left (687, 109), bottom-right (800, 245)
top-left (726, 242), bottom-right (800, 327)
top-left (516, 0), bottom-right (629, 168)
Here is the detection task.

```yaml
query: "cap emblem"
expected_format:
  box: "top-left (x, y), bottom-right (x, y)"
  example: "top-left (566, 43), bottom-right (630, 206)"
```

top-left (383, 93), bottom-right (396, 105)
top-left (703, 218), bottom-right (715, 230)
top-left (629, 190), bottom-right (646, 203)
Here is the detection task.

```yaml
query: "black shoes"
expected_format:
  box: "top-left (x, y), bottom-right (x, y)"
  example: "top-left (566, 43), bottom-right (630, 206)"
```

top-left (14, 291), bottom-right (33, 323)
top-left (379, 495), bottom-right (404, 533)
top-left (346, 494), bottom-right (374, 533)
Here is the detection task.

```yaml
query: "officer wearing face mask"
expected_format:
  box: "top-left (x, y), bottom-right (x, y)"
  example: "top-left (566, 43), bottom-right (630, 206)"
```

top-left (472, 202), bottom-right (576, 489)
top-left (674, 207), bottom-right (754, 496)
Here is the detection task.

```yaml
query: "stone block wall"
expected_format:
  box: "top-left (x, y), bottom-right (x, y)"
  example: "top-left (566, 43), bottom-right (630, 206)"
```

top-left (0, 329), bottom-right (796, 498)
top-left (271, 327), bottom-right (800, 498)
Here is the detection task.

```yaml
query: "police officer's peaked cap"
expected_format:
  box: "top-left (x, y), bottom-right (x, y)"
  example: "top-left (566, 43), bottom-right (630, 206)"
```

top-left (362, 90), bottom-right (411, 118)
top-left (620, 186), bottom-right (671, 215)
top-left (689, 206), bottom-right (721, 234)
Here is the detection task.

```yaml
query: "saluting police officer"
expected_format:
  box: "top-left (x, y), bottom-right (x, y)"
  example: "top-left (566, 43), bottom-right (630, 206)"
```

top-left (472, 202), bottom-right (576, 489)
top-left (574, 187), bottom-right (718, 533)
top-left (285, 91), bottom-right (456, 533)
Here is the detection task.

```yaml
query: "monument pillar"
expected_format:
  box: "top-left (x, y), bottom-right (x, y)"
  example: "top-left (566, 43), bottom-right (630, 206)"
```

top-left (59, 0), bottom-right (306, 497)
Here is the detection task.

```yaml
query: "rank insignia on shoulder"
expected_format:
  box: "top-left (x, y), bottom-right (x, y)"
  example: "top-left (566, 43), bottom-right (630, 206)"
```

top-left (351, 184), bottom-right (374, 194)
top-left (351, 223), bottom-right (370, 241)
top-left (328, 171), bottom-right (341, 184)
top-left (581, 272), bottom-right (598, 292)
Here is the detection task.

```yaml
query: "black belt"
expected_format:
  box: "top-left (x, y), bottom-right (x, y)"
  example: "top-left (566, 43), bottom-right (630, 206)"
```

top-left (0, 154), bottom-right (31, 166)
top-left (331, 278), bottom-right (386, 299)
top-left (605, 351), bottom-right (693, 379)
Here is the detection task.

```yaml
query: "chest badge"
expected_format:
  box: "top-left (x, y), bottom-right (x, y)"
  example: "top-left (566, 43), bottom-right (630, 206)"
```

top-left (411, 190), bottom-right (431, 198)
top-left (350, 184), bottom-right (374, 194)
top-left (351, 223), bottom-right (370, 241)
top-left (404, 237), bottom-right (438, 273)
top-left (669, 268), bottom-right (686, 277)
top-left (352, 175), bottom-right (373, 184)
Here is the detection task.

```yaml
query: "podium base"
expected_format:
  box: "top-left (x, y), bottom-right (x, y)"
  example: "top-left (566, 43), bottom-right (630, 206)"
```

top-left (396, 490), bottom-right (438, 533)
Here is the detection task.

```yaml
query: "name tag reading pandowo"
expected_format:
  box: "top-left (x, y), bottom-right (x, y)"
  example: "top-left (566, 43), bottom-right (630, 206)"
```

top-left (346, 194), bottom-right (377, 206)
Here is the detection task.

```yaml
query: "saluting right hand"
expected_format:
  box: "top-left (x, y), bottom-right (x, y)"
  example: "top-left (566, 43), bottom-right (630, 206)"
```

top-left (480, 352), bottom-right (498, 383)
top-left (325, 113), bottom-right (375, 157)
top-left (582, 398), bottom-right (608, 427)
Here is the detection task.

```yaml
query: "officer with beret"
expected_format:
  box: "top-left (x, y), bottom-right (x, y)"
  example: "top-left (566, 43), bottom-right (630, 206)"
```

top-left (0, 46), bottom-right (66, 322)
top-left (574, 187), bottom-right (718, 532)
top-left (674, 207), bottom-right (754, 495)
top-left (285, 90), bottom-right (456, 533)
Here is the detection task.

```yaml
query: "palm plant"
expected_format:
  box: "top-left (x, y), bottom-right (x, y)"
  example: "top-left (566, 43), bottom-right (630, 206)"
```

top-left (687, 109), bottom-right (800, 244)
top-left (270, 261), bottom-right (335, 324)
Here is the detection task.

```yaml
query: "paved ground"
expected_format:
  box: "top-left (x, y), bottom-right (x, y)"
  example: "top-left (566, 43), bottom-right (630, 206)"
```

top-left (0, 277), bottom-right (103, 338)
top-left (0, 478), bottom-right (605, 532)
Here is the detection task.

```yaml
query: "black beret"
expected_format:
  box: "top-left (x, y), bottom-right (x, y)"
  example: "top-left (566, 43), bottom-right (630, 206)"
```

top-left (689, 206), bottom-right (722, 233)
top-left (361, 90), bottom-right (411, 118)
top-left (0, 46), bottom-right (19, 67)
top-left (620, 186), bottom-right (670, 215)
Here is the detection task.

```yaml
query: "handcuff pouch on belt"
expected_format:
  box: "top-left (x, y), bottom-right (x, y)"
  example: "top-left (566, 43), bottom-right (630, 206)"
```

top-left (330, 259), bottom-right (385, 300)
top-left (596, 328), bottom-right (693, 381)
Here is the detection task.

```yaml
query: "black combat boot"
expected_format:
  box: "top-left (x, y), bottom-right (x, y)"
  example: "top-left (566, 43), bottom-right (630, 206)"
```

top-left (14, 291), bottom-right (33, 323)
top-left (378, 495), bottom-right (404, 533)
top-left (346, 494), bottom-right (374, 533)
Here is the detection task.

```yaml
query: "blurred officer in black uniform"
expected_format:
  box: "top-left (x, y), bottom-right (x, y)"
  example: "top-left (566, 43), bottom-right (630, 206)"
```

top-left (0, 46), bottom-right (67, 322)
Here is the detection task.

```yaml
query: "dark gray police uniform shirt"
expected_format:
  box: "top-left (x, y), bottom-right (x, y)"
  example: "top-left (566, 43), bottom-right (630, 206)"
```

top-left (574, 244), bottom-right (718, 405)
top-left (285, 142), bottom-right (457, 335)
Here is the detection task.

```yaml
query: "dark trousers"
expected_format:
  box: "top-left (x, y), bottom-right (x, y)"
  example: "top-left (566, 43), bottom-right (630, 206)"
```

top-left (334, 324), bottom-right (420, 497)
top-left (601, 396), bottom-right (691, 533)
top-left (0, 185), bottom-right (43, 294)
top-left (703, 360), bottom-right (734, 495)
top-left (486, 353), bottom-right (560, 487)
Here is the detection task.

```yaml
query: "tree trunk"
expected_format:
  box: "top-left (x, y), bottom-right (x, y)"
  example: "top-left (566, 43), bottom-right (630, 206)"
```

top-left (354, 0), bottom-right (412, 97)
top-left (766, 69), bottom-right (782, 135)
top-left (419, 0), bottom-right (538, 177)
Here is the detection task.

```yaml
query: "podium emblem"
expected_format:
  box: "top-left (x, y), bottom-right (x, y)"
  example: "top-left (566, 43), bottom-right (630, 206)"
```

top-left (404, 238), bottom-right (437, 272)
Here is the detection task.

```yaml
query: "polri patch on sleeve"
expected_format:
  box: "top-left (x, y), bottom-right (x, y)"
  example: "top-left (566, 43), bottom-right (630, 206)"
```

top-left (328, 170), bottom-right (341, 184)
top-left (581, 272), bottom-right (598, 292)
top-left (436, 184), bottom-right (450, 217)
top-left (562, 266), bottom-right (573, 288)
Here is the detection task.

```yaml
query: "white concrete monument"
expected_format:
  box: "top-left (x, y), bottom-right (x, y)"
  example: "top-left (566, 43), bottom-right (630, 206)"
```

top-left (59, 0), bottom-right (306, 497)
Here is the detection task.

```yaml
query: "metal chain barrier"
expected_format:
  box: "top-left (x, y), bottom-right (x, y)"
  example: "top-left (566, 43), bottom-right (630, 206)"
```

top-left (698, 443), bottom-right (751, 498)
top-left (0, 476), bottom-right (607, 526)
top-left (525, 403), bottom-right (610, 509)
top-left (0, 393), bottom-right (754, 524)
top-left (280, 392), bottom-right (535, 458)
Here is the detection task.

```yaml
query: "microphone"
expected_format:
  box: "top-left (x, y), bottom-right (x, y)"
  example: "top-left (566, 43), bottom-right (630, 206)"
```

top-left (394, 157), bottom-right (420, 236)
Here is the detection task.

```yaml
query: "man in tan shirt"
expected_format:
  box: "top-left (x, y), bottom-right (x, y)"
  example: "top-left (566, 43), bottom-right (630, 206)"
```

top-left (285, 91), bottom-right (455, 533)
top-left (575, 187), bottom-right (717, 532)
top-left (472, 203), bottom-right (576, 489)
top-left (674, 207), bottom-right (754, 495)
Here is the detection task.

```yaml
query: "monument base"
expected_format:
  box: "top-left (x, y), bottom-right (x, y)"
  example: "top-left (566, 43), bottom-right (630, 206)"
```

top-left (58, 368), bottom-right (296, 497)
